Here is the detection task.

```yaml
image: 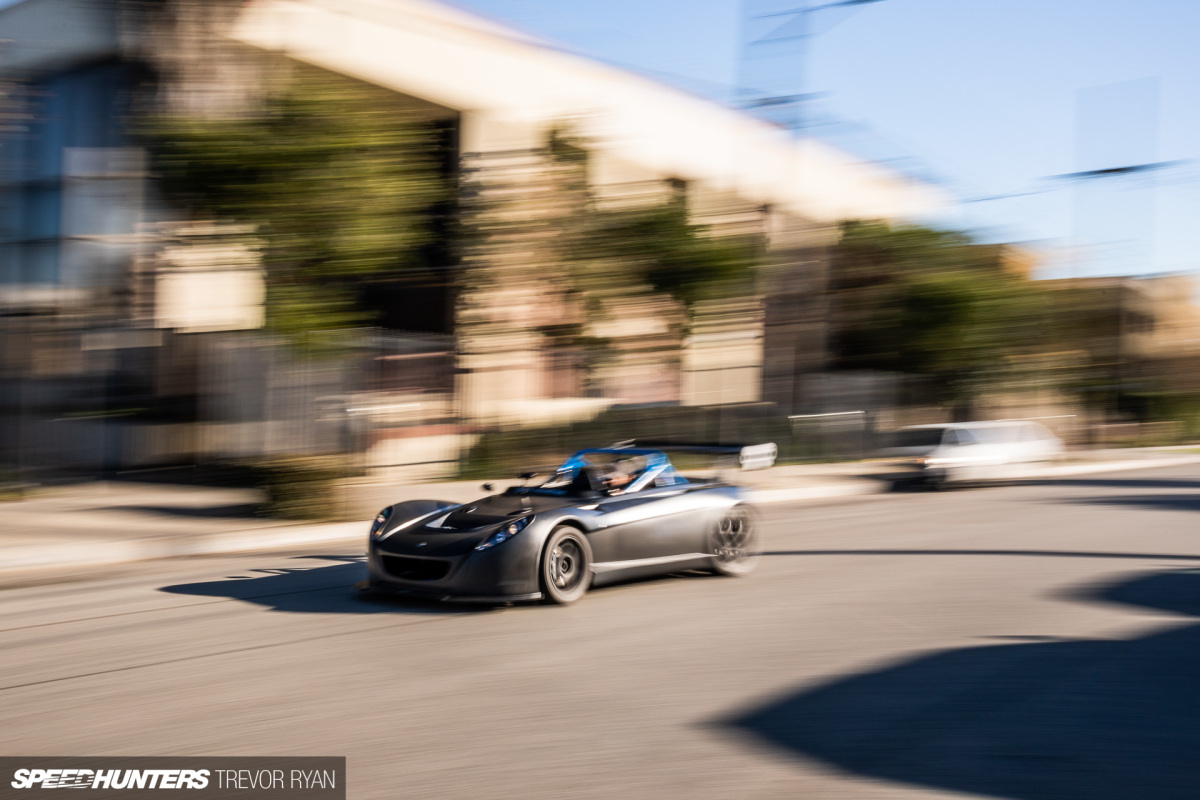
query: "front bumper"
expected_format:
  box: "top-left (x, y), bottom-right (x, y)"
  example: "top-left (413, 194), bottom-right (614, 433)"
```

top-left (365, 528), bottom-right (543, 602)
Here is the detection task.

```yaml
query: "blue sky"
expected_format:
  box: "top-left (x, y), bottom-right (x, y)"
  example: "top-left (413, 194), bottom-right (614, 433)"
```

top-left (453, 0), bottom-right (1200, 279)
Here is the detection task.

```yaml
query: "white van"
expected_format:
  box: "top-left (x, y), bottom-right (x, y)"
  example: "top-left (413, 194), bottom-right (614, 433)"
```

top-left (883, 421), bottom-right (1064, 485)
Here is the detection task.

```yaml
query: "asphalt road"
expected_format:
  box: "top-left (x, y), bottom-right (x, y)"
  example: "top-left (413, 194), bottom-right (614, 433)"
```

top-left (5, 465), bottom-right (1200, 800)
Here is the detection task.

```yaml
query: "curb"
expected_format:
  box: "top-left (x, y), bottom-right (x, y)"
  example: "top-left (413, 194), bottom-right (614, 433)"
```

top-left (3, 454), bottom-right (1199, 580)
top-left (749, 481), bottom-right (882, 505)
top-left (1, 522), bottom-right (366, 577)
top-left (746, 454), bottom-right (1200, 506)
top-left (1023, 454), bottom-right (1200, 478)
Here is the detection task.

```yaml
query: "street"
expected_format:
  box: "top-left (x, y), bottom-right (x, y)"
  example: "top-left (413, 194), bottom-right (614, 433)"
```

top-left (4, 465), bottom-right (1200, 799)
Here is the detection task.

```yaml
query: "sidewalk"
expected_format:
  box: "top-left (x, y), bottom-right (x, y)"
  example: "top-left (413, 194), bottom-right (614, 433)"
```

top-left (2, 448), bottom-right (1199, 581)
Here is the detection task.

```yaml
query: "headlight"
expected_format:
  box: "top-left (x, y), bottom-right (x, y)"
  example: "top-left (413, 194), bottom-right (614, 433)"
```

top-left (475, 516), bottom-right (532, 550)
top-left (369, 507), bottom-right (393, 540)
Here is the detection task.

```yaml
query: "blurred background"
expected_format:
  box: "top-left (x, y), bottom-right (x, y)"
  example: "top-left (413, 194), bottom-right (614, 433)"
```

top-left (1, 0), bottom-right (1198, 517)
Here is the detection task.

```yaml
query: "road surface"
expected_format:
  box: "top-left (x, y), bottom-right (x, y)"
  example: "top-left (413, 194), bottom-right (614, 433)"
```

top-left (5, 466), bottom-right (1200, 799)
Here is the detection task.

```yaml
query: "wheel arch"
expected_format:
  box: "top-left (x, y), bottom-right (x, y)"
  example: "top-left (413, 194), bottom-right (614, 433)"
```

top-left (549, 517), bottom-right (587, 534)
top-left (533, 516), bottom-right (588, 557)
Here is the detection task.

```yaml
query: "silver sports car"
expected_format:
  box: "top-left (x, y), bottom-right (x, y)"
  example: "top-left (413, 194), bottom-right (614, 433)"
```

top-left (361, 443), bottom-right (773, 604)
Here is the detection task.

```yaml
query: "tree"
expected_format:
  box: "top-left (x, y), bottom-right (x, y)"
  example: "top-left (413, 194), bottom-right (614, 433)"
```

top-left (830, 220), bottom-right (1050, 411)
top-left (457, 124), bottom-right (762, 400)
top-left (580, 201), bottom-right (760, 311)
top-left (146, 69), bottom-right (449, 352)
top-left (539, 126), bottom-right (760, 314)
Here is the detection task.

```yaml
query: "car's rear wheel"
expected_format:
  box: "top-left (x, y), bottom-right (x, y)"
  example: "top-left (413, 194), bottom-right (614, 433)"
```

top-left (541, 526), bottom-right (593, 604)
top-left (710, 505), bottom-right (760, 576)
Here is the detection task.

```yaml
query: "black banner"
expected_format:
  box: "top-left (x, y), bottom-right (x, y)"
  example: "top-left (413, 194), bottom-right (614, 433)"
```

top-left (0, 759), bottom-right (344, 800)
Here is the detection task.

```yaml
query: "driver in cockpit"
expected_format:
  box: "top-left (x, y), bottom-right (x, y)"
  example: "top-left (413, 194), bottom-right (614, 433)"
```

top-left (602, 457), bottom-right (645, 494)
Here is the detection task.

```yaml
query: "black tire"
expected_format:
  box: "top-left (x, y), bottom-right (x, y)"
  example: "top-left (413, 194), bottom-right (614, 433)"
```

top-left (924, 469), bottom-right (947, 490)
top-left (709, 505), bottom-right (760, 576)
top-left (541, 526), bottom-right (593, 605)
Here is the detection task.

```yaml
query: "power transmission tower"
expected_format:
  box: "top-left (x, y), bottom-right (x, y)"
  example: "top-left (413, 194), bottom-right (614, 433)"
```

top-left (737, 0), bottom-right (884, 133)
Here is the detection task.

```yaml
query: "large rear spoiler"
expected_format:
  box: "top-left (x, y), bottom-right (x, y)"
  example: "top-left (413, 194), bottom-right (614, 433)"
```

top-left (612, 440), bottom-right (778, 470)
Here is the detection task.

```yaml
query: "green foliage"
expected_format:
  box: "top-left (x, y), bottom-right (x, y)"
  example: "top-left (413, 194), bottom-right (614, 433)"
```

top-left (581, 203), bottom-right (760, 309)
top-left (458, 405), bottom-right (796, 478)
top-left (145, 69), bottom-right (448, 353)
top-left (831, 220), bottom-right (1051, 407)
top-left (530, 125), bottom-right (760, 312)
top-left (199, 456), bottom-right (353, 520)
top-left (252, 455), bottom-right (354, 520)
top-left (1119, 391), bottom-right (1200, 439)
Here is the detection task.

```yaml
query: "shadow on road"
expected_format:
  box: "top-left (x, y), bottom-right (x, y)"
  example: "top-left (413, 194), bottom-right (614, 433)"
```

top-left (886, 475), bottom-right (1200, 494)
top-left (159, 554), bottom-right (717, 612)
top-left (105, 503), bottom-right (262, 519)
top-left (1055, 494), bottom-right (1200, 513)
top-left (762, 548), bottom-right (1200, 562)
top-left (1026, 477), bottom-right (1200, 490)
top-left (723, 568), bottom-right (1200, 800)
top-left (159, 555), bottom-right (477, 615)
top-left (882, 474), bottom-right (931, 492)
top-left (1060, 568), bottom-right (1200, 617)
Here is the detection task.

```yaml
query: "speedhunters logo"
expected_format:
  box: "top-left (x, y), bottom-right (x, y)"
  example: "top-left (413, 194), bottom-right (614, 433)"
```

top-left (12, 770), bottom-right (211, 789)
top-left (0, 760), bottom-right (343, 800)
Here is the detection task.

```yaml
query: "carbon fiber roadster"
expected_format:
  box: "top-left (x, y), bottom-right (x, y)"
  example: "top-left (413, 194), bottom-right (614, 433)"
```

top-left (361, 443), bottom-right (774, 604)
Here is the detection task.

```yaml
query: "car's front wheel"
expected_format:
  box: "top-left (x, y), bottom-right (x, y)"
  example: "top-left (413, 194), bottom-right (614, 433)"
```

top-left (541, 526), bottom-right (593, 604)
top-left (709, 505), bottom-right (760, 576)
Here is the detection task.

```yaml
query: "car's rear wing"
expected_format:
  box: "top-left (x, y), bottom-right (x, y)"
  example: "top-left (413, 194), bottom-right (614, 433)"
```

top-left (612, 440), bottom-right (777, 470)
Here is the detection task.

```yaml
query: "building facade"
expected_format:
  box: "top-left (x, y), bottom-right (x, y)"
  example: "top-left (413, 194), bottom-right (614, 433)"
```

top-left (0, 0), bottom-right (945, 478)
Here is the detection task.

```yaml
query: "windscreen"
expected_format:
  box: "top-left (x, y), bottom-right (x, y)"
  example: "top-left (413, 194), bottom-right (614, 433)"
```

top-left (532, 449), bottom-right (680, 495)
top-left (891, 429), bottom-right (947, 449)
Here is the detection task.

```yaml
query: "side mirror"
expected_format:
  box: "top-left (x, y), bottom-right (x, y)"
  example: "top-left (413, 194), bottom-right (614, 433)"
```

top-left (481, 482), bottom-right (494, 492)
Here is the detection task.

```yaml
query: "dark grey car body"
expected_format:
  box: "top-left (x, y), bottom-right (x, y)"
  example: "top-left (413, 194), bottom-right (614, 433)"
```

top-left (365, 458), bottom-right (753, 603)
